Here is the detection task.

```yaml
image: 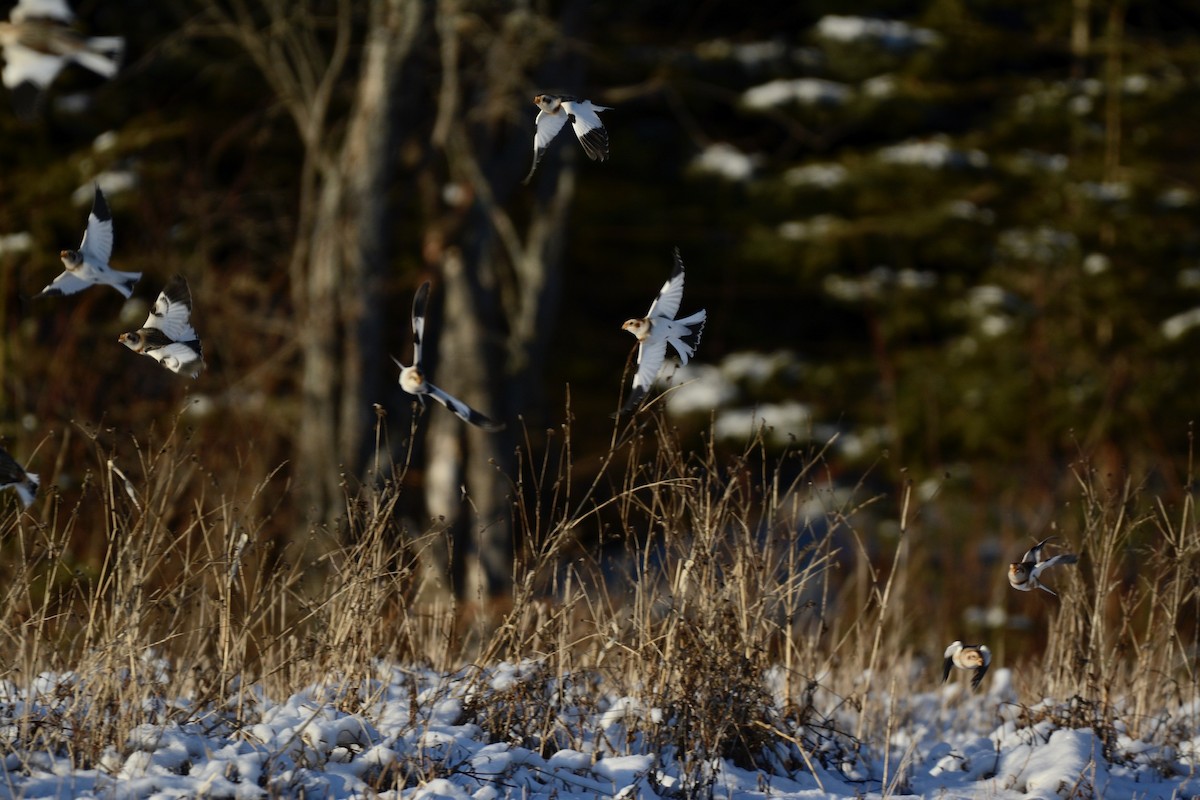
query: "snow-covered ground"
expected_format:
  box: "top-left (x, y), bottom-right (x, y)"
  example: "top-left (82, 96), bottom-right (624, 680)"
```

top-left (2, 662), bottom-right (1197, 799)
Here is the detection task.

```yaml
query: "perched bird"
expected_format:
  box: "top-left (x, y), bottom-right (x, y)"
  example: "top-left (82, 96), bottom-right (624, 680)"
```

top-left (37, 184), bottom-right (140, 299)
top-left (523, 93), bottom-right (612, 183)
top-left (0, 446), bottom-right (38, 508)
top-left (0, 0), bottom-right (124, 120)
top-left (118, 275), bottom-right (204, 378)
top-left (393, 281), bottom-right (504, 431)
top-left (1008, 536), bottom-right (1078, 596)
top-left (620, 248), bottom-right (707, 412)
top-left (942, 640), bottom-right (991, 691)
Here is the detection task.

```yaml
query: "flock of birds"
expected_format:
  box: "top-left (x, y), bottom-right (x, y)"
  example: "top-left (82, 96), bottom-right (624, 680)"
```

top-left (0, 0), bottom-right (1082, 691)
top-left (0, 2), bottom-right (705, 495)
top-left (944, 536), bottom-right (1080, 690)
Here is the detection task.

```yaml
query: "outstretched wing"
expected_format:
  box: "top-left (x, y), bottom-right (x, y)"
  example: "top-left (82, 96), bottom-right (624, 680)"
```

top-left (1020, 535), bottom-right (1055, 565)
top-left (562, 100), bottom-right (610, 162)
top-left (523, 109), bottom-right (570, 184)
top-left (970, 660), bottom-right (989, 690)
top-left (36, 269), bottom-right (89, 297)
top-left (646, 248), bottom-right (686, 320)
top-left (144, 276), bottom-right (197, 342)
top-left (147, 342), bottom-right (203, 378)
top-left (426, 382), bottom-right (504, 431)
top-left (411, 281), bottom-right (431, 369)
top-left (11, 0), bottom-right (76, 24)
top-left (625, 339), bottom-right (666, 412)
top-left (79, 185), bottom-right (113, 265)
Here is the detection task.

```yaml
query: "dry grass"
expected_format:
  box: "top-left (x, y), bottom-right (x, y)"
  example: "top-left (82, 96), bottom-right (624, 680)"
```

top-left (0, 404), bottom-right (1196, 790)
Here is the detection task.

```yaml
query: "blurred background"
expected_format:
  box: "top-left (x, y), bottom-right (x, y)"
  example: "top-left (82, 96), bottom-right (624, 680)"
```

top-left (2, 0), bottom-right (1200, 651)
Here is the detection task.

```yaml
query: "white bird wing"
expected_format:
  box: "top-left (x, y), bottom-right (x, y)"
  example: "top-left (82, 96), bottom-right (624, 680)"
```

top-left (1, 43), bottom-right (66, 91)
top-left (631, 338), bottom-right (666, 399)
top-left (146, 342), bottom-right (203, 377)
top-left (646, 248), bottom-right (686, 321)
top-left (425, 382), bottom-right (503, 431)
top-left (79, 185), bottom-right (113, 266)
top-left (410, 281), bottom-right (430, 369)
top-left (38, 269), bottom-right (90, 297)
top-left (523, 109), bottom-right (570, 183)
top-left (144, 276), bottom-right (198, 342)
top-left (562, 100), bottom-right (610, 161)
top-left (11, 0), bottom-right (74, 23)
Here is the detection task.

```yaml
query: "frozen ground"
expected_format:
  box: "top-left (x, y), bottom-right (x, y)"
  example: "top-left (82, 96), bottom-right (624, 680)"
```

top-left (1, 661), bottom-right (1197, 799)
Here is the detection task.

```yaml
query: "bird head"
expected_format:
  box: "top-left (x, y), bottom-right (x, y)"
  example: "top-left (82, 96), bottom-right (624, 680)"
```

top-left (60, 249), bottom-right (81, 267)
top-left (398, 365), bottom-right (425, 395)
top-left (118, 331), bottom-right (144, 352)
top-left (533, 94), bottom-right (560, 113)
top-left (622, 318), bottom-right (650, 340)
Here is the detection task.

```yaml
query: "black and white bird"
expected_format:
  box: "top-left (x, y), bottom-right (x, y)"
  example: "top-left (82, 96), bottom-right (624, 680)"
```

top-left (0, 446), bottom-right (38, 508)
top-left (0, 0), bottom-right (124, 120)
top-left (393, 281), bottom-right (504, 431)
top-left (38, 184), bottom-right (140, 299)
top-left (942, 640), bottom-right (991, 691)
top-left (523, 93), bottom-right (611, 184)
top-left (1008, 536), bottom-right (1078, 596)
top-left (620, 248), bottom-right (707, 412)
top-left (118, 275), bottom-right (203, 378)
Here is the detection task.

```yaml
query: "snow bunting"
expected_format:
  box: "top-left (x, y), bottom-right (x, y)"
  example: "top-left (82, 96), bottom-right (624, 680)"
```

top-left (620, 248), bottom-right (707, 411)
top-left (118, 275), bottom-right (204, 378)
top-left (393, 281), bottom-right (504, 431)
top-left (1008, 536), bottom-right (1078, 596)
top-left (942, 640), bottom-right (991, 691)
top-left (37, 184), bottom-right (140, 299)
top-left (523, 93), bottom-right (612, 183)
top-left (0, 0), bottom-right (124, 120)
top-left (0, 446), bottom-right (38, 508)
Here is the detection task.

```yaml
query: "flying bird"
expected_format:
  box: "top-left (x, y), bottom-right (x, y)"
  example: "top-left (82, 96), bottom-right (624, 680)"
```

top-left (0, 446), bottom-right (38, 508)
top-left (37, 184), bottom-right (140, 299)
top-left (0, 0), bottom-right (124, 120)
top-left (1008, 536), bottom-right (1078, 596)
top-left (620, 248), bottom-right (707, 412)
top-left (523, 93), bottom-right (612, 184)
top-left (118, 275), bottom-right (204, 378)
top-left (942, 640), bottom-right (991, 691)
top-left (393, 281), bottom-right (504, 431)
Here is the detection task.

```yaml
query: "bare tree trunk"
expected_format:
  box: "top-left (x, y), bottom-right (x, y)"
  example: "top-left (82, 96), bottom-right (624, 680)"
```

top-left (412, 0), bottom-right (591, 599)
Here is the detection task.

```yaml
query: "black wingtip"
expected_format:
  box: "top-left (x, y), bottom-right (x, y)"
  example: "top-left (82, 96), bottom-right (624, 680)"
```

top-left (161, 274), bottom-right (191, 308)
top-left (412, 281), bottom-right (431, 315)
top-left (577, 125), bottom-right (609, 162)
top-left (92, 184), bottom-right (111, 222)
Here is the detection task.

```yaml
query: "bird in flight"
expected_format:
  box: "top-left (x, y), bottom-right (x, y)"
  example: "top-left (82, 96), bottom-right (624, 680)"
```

top-left (394, 281), bottom-right (504, 431)
top-left (942, 640), bottom-right (991, 691)
top-left (0, 0), bottom-right (124, 120)
top-left (118, 275), bottom-right (204, 378)
top-left (37, 184), bottom-right (140, 299)
top-left (1008, 536), bottom-right (1078, 596)
top-left (523, 93), bottom-right (611, 184)
top-left (621, 248), bottom-right (707, 412)
top-left (0, 446), bottom-right (38, 508)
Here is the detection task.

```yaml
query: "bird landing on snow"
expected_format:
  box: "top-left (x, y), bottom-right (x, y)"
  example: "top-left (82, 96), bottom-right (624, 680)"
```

top-left (523, 93), bottom-right (611, 184)
top-left (0, 0), bottom-right (124, 120)
top-left (942, 640), bottom-right (991, 691)
top-left (1008, 535), bottom-right (1078, 596)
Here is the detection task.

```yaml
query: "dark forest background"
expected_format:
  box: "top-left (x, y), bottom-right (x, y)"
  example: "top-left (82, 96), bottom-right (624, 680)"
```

top-left (2, 0), bottom-right (1200, 611)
